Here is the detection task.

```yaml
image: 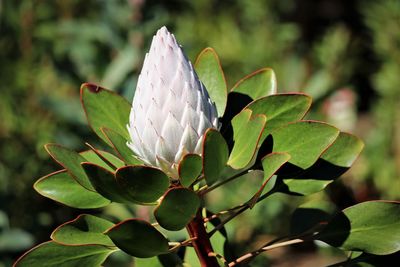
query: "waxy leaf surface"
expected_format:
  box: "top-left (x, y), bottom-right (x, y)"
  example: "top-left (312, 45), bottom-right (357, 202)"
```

top-left (154, 188), bottom-right (200, 231)
top-left (81, 83), bottom-right (131, 145)
top-left (80, 150), bottom-right (124, 171)
top-left (178, 154), bottom-right (202, 187)
top-left (14, 241), bottom-right (114, 267)
top-left (115, 165), bottom-right (169, 204)
top-left (51, 214), bottom-right (114, 247)
top-left (231, 68), bottom-right (276, 100)
top-left (317, 201), bottom-right (400, 255)
top-left (195, 48), bottom-right (227, 116)
top-left (106, 219), bottom-right (169, 258)
top-left (34, 170), bottom-right (110, 209)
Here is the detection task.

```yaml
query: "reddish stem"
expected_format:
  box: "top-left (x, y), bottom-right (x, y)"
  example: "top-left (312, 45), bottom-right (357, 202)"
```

top-left (186, 210), bottom-right (219, 267)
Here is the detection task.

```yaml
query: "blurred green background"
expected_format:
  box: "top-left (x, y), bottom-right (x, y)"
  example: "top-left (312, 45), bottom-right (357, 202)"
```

top-left (1, 0), bottom-right (399, 266)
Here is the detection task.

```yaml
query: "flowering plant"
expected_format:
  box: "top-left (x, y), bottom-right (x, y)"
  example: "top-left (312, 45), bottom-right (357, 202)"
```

top-left (15, 27), bottom-right (399, 267)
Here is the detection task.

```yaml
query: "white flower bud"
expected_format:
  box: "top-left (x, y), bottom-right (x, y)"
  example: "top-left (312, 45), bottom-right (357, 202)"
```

top-left (127, 26), bottom-right (219, 177)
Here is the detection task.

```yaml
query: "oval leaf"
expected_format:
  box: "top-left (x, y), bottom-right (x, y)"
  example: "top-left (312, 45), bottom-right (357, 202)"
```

top-left (248, 152), bottom-right (291, 208)
top-left (80, 150), bottom-right (125, 171)
top-left (279, 132), bottom-right (364, 195)
top-left (80, 83), bottom-right (131, 145)
top-left (317, 201), bottom-right (400, 255)
top-left (194, 48), bottom-right (227, 116)
top-left (45, 144), bottom-right (95, 191)
top-left (81, 163), bottom-right (131, 203)
top-left (272, 121), bottom-right (340, 171)
top-left (101, 127), bottom-right (142, 165)
top-left (115, 165), bottom-right (169, 204)
top-left (202, 129), bottom-right (229, 185)
top-left (34, 170), bottom-right (110, 209)
top-left (51, 214), bottom-right (114, 247)
top-left (178, 154), bottom-right (202, 187)
top-left (231, 68), bottom-right (277, 100)
top-left (154, 188), bottom-right (200, 231)
top-left (14, 241), bottom-right (114, 267)
top-left (246, 93), bottom-right (312, 140)
top-left (106, 219), bottom-right (169, 258)
top-left (227, 109), bottom-right (266, 169)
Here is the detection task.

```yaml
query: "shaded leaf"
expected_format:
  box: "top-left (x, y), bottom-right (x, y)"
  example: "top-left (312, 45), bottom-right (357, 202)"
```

top-left (178, 154), bottom-right (202, 187)
top-left (45, 144), bottom-right (94, 191)
top-left (34, 170), bottom-right (110, 209)
top-left (14, 241), bottom-right (114, 267)
top-left (248, 152), bottom-right (290, 208)
top-left (51, 214), bottom-right (114, 247)
top-left (106, 219), bottom-right (169, 258)
top-left (81, 163), bottom-right (131, 203)
top-left (101, 127), bottom-right (142, 165)
top-left (80, 150), bottom-right (124, 171)
top-left (231, 68), bottom-right (277, 100)
top-left (228, 109), bottom-right (266, 169)
top-left (203, 129), bottom-right (229, 185)
top-left (279, 132), bottom-right (364, 195)
top-left (154, 188), bottom-right (200, 231)
top-left (272, 121), bottom-right (340, 170)
top-left (246, 93), bottom-right (312, 141)
top-left (115, 165), bottom-right (169, 204)
top-left (317, 201), bottom-right (400, 255)
top-left (195, 48), bottom-right (227, 116)
top-left (80, 83), bottom-right (131, 145)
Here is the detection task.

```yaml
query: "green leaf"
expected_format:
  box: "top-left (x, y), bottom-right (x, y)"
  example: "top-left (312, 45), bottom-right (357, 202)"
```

top-left (231, 68), bottom-right (277, 100)
top-left (115, 165), bottom-right (169, 204)
top-left (272, 121), bottom-right (340, 170)
top-left (51, 214), bottom-right (114, 247)
top-left (279, 132), bottom-right (364, 195)
top-left (327, 252), bottom-right (400, 267)
top-left (154, 188), bottom-right (200, 231)
top-left (317, 201), bottom-right (400, 255)
top-left (178, 154), bottom-right (202, 187)
top-left (228, 109), bottom-right (266, 169)
top-left (290, 200), bottom-right (336, 235)
top-left (246, 93), bottom-right (312, 140)
top-left (195, 47), bottom-right (227, 116)
top-left (101, 127), bottom-right (142, 165)
top-left (248, 152), bottom-right (290, 208)
top-left (202, 129), bottom-right (229, 185)
top-left (45, 144), bottom-right (95, 191)
top-left (14, 241), bottom-right (114, 267)
top-left (80, 150), bottom-right (124, 171)
top-left (34, 170), bottom-right (110, 209)
top-left (80, 83), bottom-right (131, 145)
top-left (81, 163), bottom-right (131, 203)
top-left (106, 219), bottom-right (169, 258)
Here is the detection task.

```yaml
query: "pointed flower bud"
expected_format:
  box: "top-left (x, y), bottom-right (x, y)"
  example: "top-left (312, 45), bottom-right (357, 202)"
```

top-left (127, 26), bottom-right (218, 178)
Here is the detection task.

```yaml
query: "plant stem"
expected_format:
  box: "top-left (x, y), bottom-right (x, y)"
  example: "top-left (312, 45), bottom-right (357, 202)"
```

top-left (186, 210), bottom-right (219, 267)
top-left (227, 238), bottom-right (305, 266)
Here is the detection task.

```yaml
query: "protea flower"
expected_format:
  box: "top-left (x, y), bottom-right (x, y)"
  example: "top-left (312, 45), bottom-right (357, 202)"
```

top-left (127, 26), bottom-right (219, 178)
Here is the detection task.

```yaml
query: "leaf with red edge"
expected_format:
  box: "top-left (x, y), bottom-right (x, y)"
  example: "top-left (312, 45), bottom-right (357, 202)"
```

top-left (45, 144), bottom-right (95, 191)
top-left (195, 48), bottom-right (227, 116)
top-left (231, 68), bottom-right (277, 100)
top-left (227, 109), bottom-right (266, 169)
top-left (105, 219), bottom-right (169, 258)
top-left (34, 170), bottom-right (110, 209)
top-left (13, 241), bottom-right (115, 267)
top-left (115, 165), bottom-right (169, 204)
top-left (80, 83), bottom-right (131, 145)
top-left (154, 188), bottom-right (200, 231)
top-left (51, 214), bottom-right (114, 247)
top-left (81, 163), bottom-right (132, 203)
top-left (101, 127), bottom-right (142, 165)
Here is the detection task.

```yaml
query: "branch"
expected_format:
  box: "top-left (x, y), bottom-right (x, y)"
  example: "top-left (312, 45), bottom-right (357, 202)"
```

top-left (227, 238), bottom-right (305, 266)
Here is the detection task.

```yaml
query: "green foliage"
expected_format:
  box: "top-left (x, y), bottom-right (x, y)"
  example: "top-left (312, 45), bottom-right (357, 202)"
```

top-left (106, 219), bottom-right (169, 258)
top-left (3, 1), bottom-right (400, 266)
top-left (231, 68), bottom-right (277, 100)
top-left (317, 201), bottom-right (400, 255)
top-left (50, 215), bottom-right (114, 247)
top-left (178, 154), bottom-right (203, 187)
